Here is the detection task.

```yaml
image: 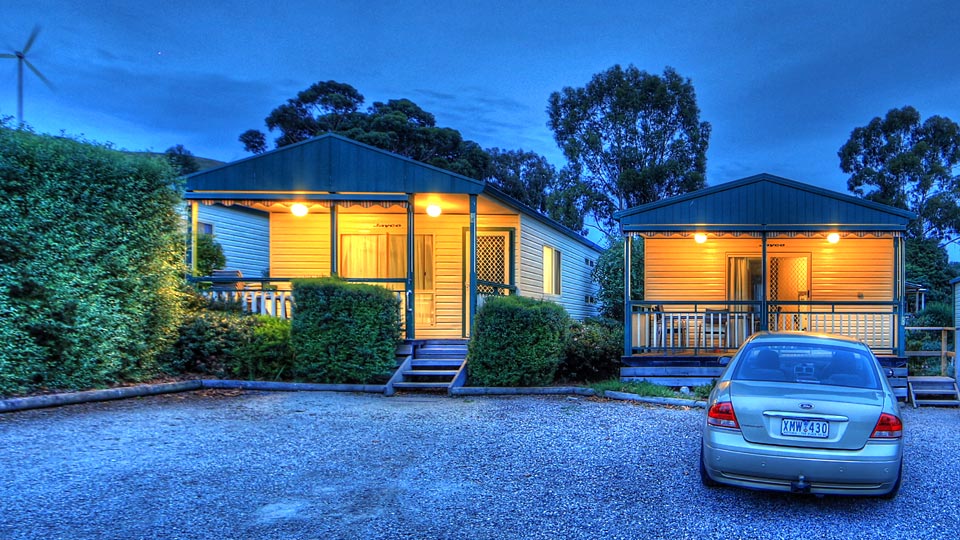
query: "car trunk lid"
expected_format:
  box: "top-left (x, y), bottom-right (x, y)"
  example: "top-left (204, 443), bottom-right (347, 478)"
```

top-left (730, 380), bottom-right (885, 450)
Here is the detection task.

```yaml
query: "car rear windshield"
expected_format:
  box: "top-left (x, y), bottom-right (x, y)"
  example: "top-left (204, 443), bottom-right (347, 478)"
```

top-left (731, 344), bottom-right (881, 389)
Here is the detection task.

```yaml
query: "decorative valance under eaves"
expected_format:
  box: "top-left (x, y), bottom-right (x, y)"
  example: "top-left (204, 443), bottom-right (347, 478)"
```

top-left (626, 230), bottom-right (903, 238)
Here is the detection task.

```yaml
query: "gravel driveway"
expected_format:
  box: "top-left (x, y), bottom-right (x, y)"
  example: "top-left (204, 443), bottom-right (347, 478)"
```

top-left (1, 390), bottom-right (958, 540)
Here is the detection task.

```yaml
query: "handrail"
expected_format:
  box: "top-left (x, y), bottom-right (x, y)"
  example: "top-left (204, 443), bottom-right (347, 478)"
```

top-left (903, 326), bottom-right (956, 378)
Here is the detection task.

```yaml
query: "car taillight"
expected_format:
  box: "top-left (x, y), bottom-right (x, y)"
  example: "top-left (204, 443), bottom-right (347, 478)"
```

top-left (870, 413), bottom-right (903, 439)
top-left (707, 401), bottom-right (739, 429)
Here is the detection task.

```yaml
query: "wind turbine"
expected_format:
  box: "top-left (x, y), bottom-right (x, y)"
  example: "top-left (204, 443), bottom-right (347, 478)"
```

top-left (1, 25), bottom-right (53, 126)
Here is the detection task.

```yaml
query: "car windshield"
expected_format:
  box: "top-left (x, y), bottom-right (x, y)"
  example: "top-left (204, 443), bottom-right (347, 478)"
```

top-left (731, 343), bottom-right (881, 389)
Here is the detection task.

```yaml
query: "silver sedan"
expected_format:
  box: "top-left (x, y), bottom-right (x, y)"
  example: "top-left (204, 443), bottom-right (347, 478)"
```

top-left (700, 332), bottom-right (903, 498)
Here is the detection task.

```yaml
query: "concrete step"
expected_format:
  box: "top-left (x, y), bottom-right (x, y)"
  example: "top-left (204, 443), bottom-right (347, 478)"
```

top-left (392, 381), bottom-right (451, 390)
top-left (411, 359), bottom-right (464, 368)
top-left (416, 348), bottom-right (467, 358)
top-left (402, 369), bottom-right (459, 377)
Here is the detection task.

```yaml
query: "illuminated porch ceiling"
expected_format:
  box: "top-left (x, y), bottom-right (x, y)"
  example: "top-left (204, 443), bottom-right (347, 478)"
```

top-left (193, 193), bottom-right (517, 215)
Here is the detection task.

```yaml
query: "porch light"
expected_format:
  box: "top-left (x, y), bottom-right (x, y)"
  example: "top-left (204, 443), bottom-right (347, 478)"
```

top-left (694, 233), bottom-right (708, 244)
top-left (426, 204), bottom-right (442, 217)
top-left (290, 203), bottom-right (309, 217)
top-left (827, 233), bottom-right (840, 244)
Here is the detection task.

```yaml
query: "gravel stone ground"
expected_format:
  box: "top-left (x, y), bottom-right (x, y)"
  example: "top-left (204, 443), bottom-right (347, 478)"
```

top-left (1, 390), bottom-right (958, 540)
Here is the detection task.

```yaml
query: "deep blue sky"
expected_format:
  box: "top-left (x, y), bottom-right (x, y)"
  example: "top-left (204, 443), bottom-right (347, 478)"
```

top-left (3, 1), bottom-right (959, 195)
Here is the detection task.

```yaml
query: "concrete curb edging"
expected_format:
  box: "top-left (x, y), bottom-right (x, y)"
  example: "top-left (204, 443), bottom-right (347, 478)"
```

top-left (200, 380), bottom-right (386, 393)
top-left (603, 390), bottom-right (707, 408)
top-left (450, 386), bottom-right (596, 396)
top-left (1, 381), bottom-right (706, 413)
top-left (0, 381), bottom-right (203, 413)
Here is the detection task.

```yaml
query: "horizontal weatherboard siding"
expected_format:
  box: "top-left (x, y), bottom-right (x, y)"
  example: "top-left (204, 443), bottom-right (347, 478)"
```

top-left (198, 204), bottom-right (269, 278)
top-left (519, 214), bottom-right (601, 321)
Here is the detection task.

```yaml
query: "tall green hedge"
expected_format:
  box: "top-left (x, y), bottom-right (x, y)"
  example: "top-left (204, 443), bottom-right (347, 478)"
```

top-left (290, 278), bottom-right (402, 384)
top-left (0, 126), bottom-right (186, 396)
top-left (468, 295), bottom-right (570, 386)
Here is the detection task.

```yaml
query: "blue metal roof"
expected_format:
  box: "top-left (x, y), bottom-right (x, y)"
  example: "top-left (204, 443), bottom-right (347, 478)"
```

top-left (186, 133), bottom-right (486, 195)
top-left (185, 133), bottom-right (602, 252)
top-left (615, 173), bottom-right (916, 232)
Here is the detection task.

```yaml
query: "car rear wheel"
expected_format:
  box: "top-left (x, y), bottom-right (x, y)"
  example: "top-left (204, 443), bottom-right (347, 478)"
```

top-left (700, 445), bottom-right (718, 487)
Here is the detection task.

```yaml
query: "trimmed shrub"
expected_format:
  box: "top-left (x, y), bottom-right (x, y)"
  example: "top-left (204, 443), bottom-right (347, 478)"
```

top-left (0, 126), bottom-right (186, 396)
top-left (163, 310), bottom-right (294, 380)
top-left (559, 317), bottom-right (624, 383)
top-left (290, 278), bottom-right (402, 384)
top-left (468, 295), bottom-right (570, 387)
top-left (233, 316), bottom-right (294, 380)
top-left (163, 310), bottom-right (257, 377)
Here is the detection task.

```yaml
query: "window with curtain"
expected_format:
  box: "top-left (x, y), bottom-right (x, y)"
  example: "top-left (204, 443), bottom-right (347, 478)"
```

top-left (340, 234), bottom-right (436, 325)
top-left (727, 256), bottom-right (761, 310)
top-left (543, 245), bottom-right (562, 295)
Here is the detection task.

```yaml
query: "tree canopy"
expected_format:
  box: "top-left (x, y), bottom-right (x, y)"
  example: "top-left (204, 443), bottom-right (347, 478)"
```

top-left (839, 106), bottom-right (960, 243)
top-left (164, 144), bottom-right (200, 176)
top-left (240, 81), bottom-right (490, 179)
top-left (547, 65), bottom-right (710, 238)
top-left (483, 148), bottom-right (589, 233)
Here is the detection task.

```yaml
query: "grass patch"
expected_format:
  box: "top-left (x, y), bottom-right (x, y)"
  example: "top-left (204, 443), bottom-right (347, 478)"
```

top-left (588, 379), bottom-right (715, 401)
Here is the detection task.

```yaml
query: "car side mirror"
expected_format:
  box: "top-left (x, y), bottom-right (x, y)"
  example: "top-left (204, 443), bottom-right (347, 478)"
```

top-left (719, 356), bottom-right (731, 367)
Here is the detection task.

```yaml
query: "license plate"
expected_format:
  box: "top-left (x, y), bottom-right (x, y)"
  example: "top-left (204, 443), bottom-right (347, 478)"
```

top-left (781, 418), bottom-right (829, 438)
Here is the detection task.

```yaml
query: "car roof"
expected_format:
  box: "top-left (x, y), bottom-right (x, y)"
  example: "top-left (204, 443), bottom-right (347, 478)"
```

top-left (743, 332), bottom-right (870, 349)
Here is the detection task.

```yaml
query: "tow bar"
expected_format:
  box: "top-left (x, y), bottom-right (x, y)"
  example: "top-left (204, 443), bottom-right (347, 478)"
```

top-left (791, 475), bottom-right (812, 494)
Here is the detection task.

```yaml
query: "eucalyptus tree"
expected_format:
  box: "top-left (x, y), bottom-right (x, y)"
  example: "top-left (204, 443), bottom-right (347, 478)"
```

top-left (839, 105), bottom-right (960, 244)
top-left (547, 65), bottom-right (711, 238)
top-left (240, 81), bottom-right (489, 179)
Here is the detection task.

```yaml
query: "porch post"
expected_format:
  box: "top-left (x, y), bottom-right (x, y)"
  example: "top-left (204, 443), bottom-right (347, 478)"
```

top-left (895, 234), bottom-right (905, 356)
top-left (624, 234), bottom-right (633, 357)
top-left (760, 230), bottom-right (768, 330)
top-left (330, 202), bottom-right (338, 276)
top-left (189, 201), bottom-right (198, 276)
top-left (468, 194), bottom-right (478, 334)
top-left (406, 195), bottom-right (416, 340)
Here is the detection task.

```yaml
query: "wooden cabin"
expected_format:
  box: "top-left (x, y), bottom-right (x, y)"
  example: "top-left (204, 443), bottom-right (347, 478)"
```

top-left (615, 173), bottom-right (916, 362)
top-left (184, 134), bottom-right (602, 340)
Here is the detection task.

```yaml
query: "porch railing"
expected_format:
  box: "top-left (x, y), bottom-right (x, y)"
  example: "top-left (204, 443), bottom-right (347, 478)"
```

top-left (194, 277), bottom-right (406, 321)
top-left (628, 300), bottom-right (900, 355)
top-left (476, 279), bottom-right (517, 309)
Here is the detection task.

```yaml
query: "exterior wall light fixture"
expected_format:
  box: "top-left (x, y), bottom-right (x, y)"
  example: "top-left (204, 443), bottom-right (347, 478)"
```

top-left (827, 232), bottom-right (840, 244)
top-left (426, 204), bottom-right (442, 217)
top-left (694, 233), bottom-right (708, 244)
top-left (291, 203), bottom-right (309, 217)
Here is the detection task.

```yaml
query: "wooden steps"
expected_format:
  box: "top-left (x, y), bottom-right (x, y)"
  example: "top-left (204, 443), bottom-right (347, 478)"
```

top-left (387, 340), bottom-right (468, 394)
top-left (908, 376), bottom-right (960, 408)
